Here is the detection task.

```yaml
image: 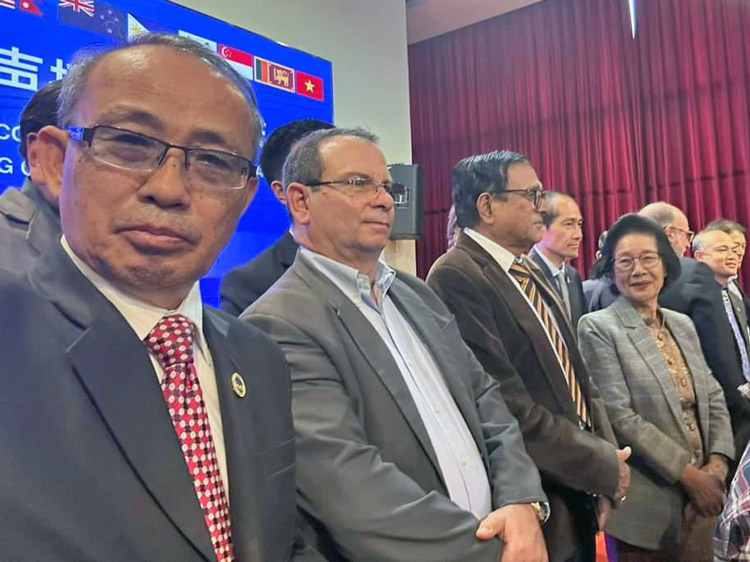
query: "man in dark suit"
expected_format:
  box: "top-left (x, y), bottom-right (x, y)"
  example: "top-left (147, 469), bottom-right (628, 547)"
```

top-left (639, 202), bottom-right (750, 458)
top-left (707, 218), bottom-right (749, 317)
top-left (0, 34), bottom-right (315, 562)
top-left (0, 80), bottom-right (62, 272)
top-left (245, 129), bottom-right (549, 562)
top-left (427, 150), bottom-right (630, 562)
top-left (529, 191), bottom-right (586, 329)
top-left (220, 118), bottom-right (333, 315)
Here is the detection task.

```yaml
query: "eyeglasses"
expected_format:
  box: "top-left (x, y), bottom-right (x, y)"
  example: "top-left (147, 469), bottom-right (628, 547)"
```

top-left (669, 225), bottom-right (695, 243)
top-left (66, 125), bottom-right (256, 191)
top-left (613, 251), bottom-right (662, 272)
top-left (307, 176), bottom-right (408, 205)
top-left (504, 187), bottom-right (546, 208)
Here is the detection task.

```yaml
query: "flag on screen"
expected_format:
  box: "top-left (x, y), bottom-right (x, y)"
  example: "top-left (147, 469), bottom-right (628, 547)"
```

top-left (178, 30), bottom-right (217, 51)
top-left (254, 56), bottom-right (294, 93)
top-left (19, 0), bottom-right (43, 15)
top-left (218, 44), bottom-right (253, 80)
top-left (295, 70), bottom-right (324, 101)
top-left (59, 0), bottom-right (94, 17)
top-left (0, 0), bottom-right (15, 9)
top-left (59, 0), bottom-right (125, 39)
top-left (127, 13), bottom-right (170, 40)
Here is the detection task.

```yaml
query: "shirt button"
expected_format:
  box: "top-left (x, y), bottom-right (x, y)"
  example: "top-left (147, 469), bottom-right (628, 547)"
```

top-left (461, 455), bottom-right (468, 465)
top-left (667, 358), bottom-right (674, 365)
top-left (434, 406), bottom-right (441, 414)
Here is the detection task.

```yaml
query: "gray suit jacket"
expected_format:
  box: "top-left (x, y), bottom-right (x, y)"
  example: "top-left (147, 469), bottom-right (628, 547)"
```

top-left (578, 297), bottom-right (734, 550)
top-left (243, 252), bottom-right (546, 562)
top-left (0, 179), bottom-right (61, 273)
top-left (0, 243), bottom-right (311, 562)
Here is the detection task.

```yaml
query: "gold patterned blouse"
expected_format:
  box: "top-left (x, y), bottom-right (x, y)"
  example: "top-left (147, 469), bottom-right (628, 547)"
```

top-left (643, 311), bottom-right (704, 467)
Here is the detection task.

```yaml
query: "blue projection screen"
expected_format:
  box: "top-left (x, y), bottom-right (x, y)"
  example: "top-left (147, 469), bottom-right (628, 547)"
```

top-left (0, 0), bottom-right (333, 306)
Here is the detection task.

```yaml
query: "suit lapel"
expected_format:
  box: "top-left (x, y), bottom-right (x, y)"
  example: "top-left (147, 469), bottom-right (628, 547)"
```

top-left (295, 258), bottom-right (444, 482)
top-left (388, 281), bottom-right (488, 460)
top-left (613, 299), bottom-right (691, 444)
top-left (456, 236), bottom-right (575, 412)
top-left (28, 246), bottom-right (215, 561)
top-left (529, 248), bottom-right (559, 296)
top-left (203, 311), bottom-right (264, 562)
top-left (279, 230), bottom-right (299, 269)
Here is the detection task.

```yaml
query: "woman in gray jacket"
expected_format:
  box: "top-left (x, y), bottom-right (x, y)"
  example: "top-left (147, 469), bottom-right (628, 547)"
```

top-left (578, 213), bottom-right (734, 562)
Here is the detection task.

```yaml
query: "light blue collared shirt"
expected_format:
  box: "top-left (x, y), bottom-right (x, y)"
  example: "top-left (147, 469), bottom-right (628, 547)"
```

top-left (300, 247), bottom-right (493, 518)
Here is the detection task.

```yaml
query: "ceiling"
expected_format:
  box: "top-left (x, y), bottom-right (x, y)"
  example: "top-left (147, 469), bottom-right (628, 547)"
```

top-left (406, 0), bottom-right (543, 44)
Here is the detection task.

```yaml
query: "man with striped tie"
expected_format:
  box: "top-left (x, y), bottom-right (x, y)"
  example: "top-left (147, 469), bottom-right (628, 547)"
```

top-left (428, 149), bottom-right (630, 562)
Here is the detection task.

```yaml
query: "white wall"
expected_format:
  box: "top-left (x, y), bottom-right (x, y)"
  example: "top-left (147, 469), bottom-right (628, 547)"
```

top-left (175, 0), bottom-right (416, 272)
top-left (174, 0), bottom-right (412, 164)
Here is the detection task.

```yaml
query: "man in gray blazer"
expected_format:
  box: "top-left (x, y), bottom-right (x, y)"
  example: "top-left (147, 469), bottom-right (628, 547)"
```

top-left (0, 80), bottom-right (62, 272)
top-left (244, 128), bottom-right (549, 562)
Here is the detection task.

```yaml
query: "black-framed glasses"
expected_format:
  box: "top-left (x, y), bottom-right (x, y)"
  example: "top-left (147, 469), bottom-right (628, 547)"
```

top-left (504, 187), bottom-right (546, 208)
top-left (307, 176), bottom-right (408, 205)
top-left (66, 125), bottom-right (256, 191)
top-left (669, 225), bottom-right (695, 243)
top-left (612, 251), bottom-right (662, 272)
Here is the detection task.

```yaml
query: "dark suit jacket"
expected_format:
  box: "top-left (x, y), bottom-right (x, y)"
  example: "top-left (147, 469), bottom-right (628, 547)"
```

top-left (220, 230), bottom-right (298, 316)
top-left (528, 247), bottom-right (586, 329)
top-left (0, 244), bottom-right (310, 562)
top-left (427, 232), bottom-right (620, 562)
top-left (0, 179), bottom-right (61, 273)
top-left (659, 256), bottom-right (750, 455)
top-left (582, 277), bottom-right (618, 313)
top-left (244, 251), bottom-right (547, 562)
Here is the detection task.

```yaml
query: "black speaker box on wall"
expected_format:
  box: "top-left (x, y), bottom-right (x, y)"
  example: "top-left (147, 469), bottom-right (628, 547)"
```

top-left (388, 163), bottom-right (424, 240)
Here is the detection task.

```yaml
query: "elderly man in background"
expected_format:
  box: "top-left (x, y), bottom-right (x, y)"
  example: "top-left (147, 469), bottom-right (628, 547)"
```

top-left (245, 128), bottom-right (549, 562)
top-left (0, 80), bottom-right (62, 271)
top-left (0, 34), bottom-right (314, 562)
top-left (529, 191), bottom-right (586, 328)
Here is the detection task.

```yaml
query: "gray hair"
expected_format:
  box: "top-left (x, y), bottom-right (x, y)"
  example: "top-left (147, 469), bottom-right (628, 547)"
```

top-left (638, 201), bottom-right (680, 228)
top-left (706, 218), bottom-right (747, 236)
top-left (541, 191), bottom-right (576, 228)
top-left (58, 33), bottom-right (263, 158)
top-left (282, 127), bottom-right (379, 189)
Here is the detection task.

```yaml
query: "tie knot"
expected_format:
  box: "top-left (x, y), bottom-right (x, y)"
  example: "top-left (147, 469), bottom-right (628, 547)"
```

top-left (145, 314), bottom-right (195, 369)
top-left (509, 259), bottom-right (530, 279)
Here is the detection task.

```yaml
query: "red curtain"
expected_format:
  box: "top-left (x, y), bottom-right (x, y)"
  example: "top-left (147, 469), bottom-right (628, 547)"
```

top-left (409, 0), bottom-right (750, 284)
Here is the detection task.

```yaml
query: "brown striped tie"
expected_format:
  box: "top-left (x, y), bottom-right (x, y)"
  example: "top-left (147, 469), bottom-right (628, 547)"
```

top-left (509, 259), bottom-right (590, 426)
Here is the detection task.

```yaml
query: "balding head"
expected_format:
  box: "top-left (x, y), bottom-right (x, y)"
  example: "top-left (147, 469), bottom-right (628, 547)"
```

top-left (639, 201), bottom-right (692, 256)
top-left (693, 229), bottom-right (738, 286)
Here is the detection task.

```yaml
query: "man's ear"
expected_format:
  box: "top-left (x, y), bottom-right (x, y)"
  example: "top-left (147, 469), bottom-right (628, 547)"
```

top-left (33, 126), bottom-right (68, 209)
top-left (475, 192), bottom-right (495, 224)
top-left (285, 182), bottom-right (312, 227)
top-left (270, 180), bottom-right (286, 205)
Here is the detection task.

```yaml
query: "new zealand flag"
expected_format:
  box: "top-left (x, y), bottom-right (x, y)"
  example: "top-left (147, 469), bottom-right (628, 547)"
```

top-left (58, 0), bottom-right (125, 40)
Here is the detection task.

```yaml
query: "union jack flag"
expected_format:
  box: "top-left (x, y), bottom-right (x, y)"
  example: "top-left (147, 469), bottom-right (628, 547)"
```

top-left (59, 0), bottom-right (94, 17)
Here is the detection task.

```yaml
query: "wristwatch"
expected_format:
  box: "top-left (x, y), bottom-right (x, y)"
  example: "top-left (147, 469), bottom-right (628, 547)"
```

top-left (530, 501), bottom-right (550, 523)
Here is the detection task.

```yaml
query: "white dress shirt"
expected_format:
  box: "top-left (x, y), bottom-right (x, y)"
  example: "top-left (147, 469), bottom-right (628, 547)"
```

top-left (61, 236), bottom-right (230, 498)
top-left (301, 247), bottom-right (493, 518)
top-left (464, 228), bottom-right (571, 384)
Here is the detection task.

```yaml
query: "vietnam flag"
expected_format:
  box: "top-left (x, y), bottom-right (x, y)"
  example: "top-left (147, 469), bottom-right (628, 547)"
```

top-left (219, 43), bottom-right (254, 80)
top-left (295, 70), bottom-right (324, 101)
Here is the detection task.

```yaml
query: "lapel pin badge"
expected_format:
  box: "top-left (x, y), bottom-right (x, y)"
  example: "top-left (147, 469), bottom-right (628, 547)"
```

top-left (230, 372), bottom-right (247, 398)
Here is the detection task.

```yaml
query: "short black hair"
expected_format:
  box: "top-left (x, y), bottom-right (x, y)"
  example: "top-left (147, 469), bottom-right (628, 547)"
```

top-left (19, 80), bottom-right (62, 161)
top-left (451, 150), bottom-right (530, 229)
top-left (260, 119), bottom-right (333, 184)
top-left (594, 213), bottom-right (681, 292)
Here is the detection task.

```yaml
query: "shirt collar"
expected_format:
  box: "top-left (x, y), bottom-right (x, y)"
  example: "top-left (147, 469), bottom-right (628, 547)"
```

top-left (60, 236), bottom-right (205, 345)
top-left (464, 228), bottom-right (518, 272)
top-left (533, 244), bottom-right (564, 277)
top-left (300, 246), bottom-right (396, 309)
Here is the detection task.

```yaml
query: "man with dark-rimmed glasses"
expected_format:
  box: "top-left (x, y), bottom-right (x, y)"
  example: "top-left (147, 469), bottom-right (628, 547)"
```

top-left (428, 149), bottom-right (630, 562)
top-left (243, 130), bottom-right (550, 562)
top-left (0, 33), bottom-right (318, 562)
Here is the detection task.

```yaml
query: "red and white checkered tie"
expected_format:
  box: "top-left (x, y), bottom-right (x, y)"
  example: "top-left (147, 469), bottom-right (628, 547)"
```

top-left (146, 314), bottom-right (234, 562)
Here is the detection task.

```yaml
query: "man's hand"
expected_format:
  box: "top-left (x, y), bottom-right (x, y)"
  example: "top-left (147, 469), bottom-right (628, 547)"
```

top-left (614, 446), bottom-right (632, 501)
top-left (596, 496), bottom-right (612, 530)
top-left (476, 504), bottom-right (548, 562)
top-left (702, 454), bottom-right (729, 483)
top-left (680, 463), bottom-right (726, 516)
